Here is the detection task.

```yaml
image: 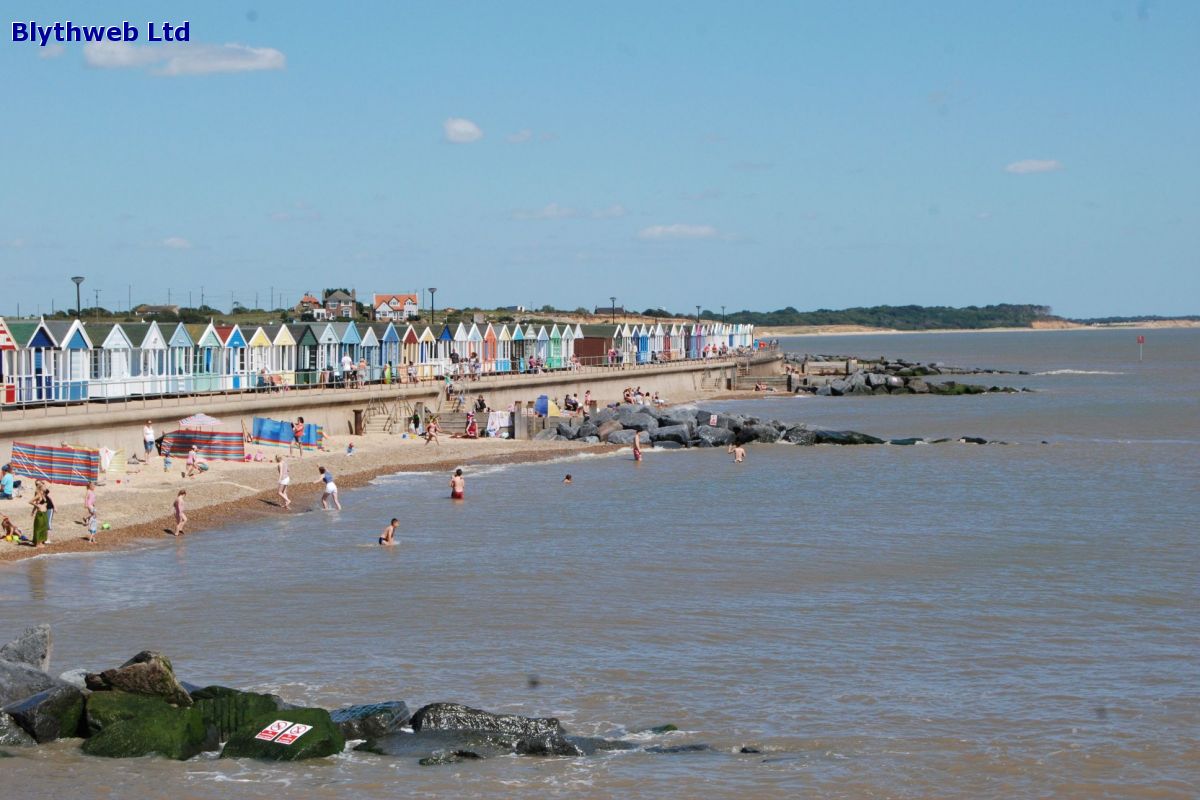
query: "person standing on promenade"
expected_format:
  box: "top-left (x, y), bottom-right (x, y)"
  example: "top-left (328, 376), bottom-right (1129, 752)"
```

top-left (172, 489), bottom-right (187, 536)
top-left (379, 518), bottom-right (397, 545)
top-left (276, 455), bottom-right (291, 509)
top-left (319, 466), bottom-right (341, 510)
top-left (290, 417), bottom-right (306, 458)
top-left (143, 420), bottom-right (156, 459)
top-left (450, 468), bottom-right (465, 500)
top-left (407, 361), bottom-right (417, 383)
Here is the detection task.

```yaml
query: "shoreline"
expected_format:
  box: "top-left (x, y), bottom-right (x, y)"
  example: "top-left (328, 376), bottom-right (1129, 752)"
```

top-left (0, 435), bottom-right (617, 566)
top-left (760, 320), bottom-right (1200, 337)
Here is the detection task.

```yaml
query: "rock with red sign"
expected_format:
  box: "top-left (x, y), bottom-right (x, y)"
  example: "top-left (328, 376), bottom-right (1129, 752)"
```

top-left (220, 707), bottom-right (344, 761)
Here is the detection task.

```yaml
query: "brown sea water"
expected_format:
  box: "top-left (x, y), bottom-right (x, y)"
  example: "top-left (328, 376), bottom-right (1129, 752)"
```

top-left (2, 328), bottom-right (1197, 799)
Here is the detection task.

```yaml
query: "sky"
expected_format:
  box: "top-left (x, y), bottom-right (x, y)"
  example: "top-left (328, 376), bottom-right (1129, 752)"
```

top-left (2, 1), bottom-right (1197, 319)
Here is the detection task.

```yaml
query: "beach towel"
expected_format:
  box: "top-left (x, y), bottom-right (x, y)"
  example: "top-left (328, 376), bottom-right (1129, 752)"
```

top-left (251, 417), bottom-right (322, 451)
top-left (160, 430), bottom-right (246, 461)
top-left (10, 442), bottom-right (100, 486)
top-left (486, 411), bottom-right (511, 438)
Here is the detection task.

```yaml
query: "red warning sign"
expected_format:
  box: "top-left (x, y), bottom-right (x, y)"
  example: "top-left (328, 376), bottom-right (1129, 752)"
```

top-left (254, 720), bottom-right (293, 741)
top-left (274, 723), bottom-right (312, 745)
top-left (1137, 335), bottom-right (1145, 344)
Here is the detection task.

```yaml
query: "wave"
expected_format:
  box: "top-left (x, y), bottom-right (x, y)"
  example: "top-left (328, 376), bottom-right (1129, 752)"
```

top-left (1035, 369), bottom-right (1125, 375)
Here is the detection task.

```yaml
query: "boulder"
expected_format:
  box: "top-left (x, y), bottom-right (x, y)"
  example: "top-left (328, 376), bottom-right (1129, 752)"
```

top-left (692, 410), bottom-right (736, 430)
top-left (575, 422), bottom-right (599, 439)
top-left (615, 411), bottom-right (658, 433)
top-left (695, 425), bottom-right (734, 447)
top-left (605, 429), bottom-right (638, 445)
top-left (590, 407), bottom-right (618, 425)
top-left (651, 424), bottom-right (693, 445)
top-left (659, 407), bottom-right (699, 427)
top-left (736, 424), bottom-right (782, 445)
top-left (582, 436), bottom-right (600, 445)
top-left (596, 420), bottom-right (624, 441)
top-left (889, 437), bottom-right (923, 446)
top-left (782, 425), bottom-right (816, 445)
top-left (190, 685), bottom-right (289, 741)
top-left (532, 428), bottom-right (559, 441)
top-left (358, 727), bottom-right (584, 759)
top-left (82, 690), bottom-right (216, 760)
top-left (0, 660), bottom-right (62, 707)
top-left (3, 684), bottom-right (85, 743)
top-left (59, 669), bottom-right (88, 690)
top-left (0, 626), bottom-right (52, 672)
top-left (960, 436), bottom-right (988, 445)
top-left (85, 651), bottom-right (193, 707)
top-left (811, 430), bottom-right (885, 445)
top-left (866, 372), bottom-right (887, 388)
top-left (220, 707), bottom-right (344, 761)
top-left (907, 378), bottom-right (930, 394)
top-left (555, 421), bottom-right (579, 439)
top-left (0, 712), bottom-right (36, 747)
top-left (329, 701), bottom-right (411, 741)
top-left (410, 702), bottom-right (563, 739)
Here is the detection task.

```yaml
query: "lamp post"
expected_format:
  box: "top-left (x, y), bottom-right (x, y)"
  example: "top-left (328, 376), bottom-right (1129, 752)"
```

top-left (429, 287), bottom-right (437, 329)
top-left (721, 305), bottom-right (726, 324)
top-left (695, 304), bottom-right (701, 324)
top-left (610, 296), bottom-right (616, 324)
top-left (71, 276), bottom-right (84, 318)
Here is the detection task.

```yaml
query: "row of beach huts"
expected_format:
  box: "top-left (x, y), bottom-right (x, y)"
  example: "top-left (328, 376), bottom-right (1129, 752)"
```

top-left (0, 317), bottom-right (755, 404)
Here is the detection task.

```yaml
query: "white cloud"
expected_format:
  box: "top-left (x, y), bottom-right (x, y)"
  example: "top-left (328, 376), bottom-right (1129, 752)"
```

top-left (638, 224), bottom-right (719, 240)
top-left (38, 44), bottom-right (66, 59)
top-left (507, 128), bottom-right (533, 144)
top-left (592, 204), bottom-right (627, 219)
top-left (83, 41), bottom-right (285, 75)
top-left (513, 203), bottom-right (576, 220)
top-left (444, 117), bottom-right (483, 143)
top-left (1004, 159), bottom-right (1064, 174)
top-left (162, 236), bottom-right (192, 249)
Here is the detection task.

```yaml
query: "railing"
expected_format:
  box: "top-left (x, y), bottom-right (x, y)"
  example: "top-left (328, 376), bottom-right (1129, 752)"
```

top-left (0, 346), bottom-right (778, 422)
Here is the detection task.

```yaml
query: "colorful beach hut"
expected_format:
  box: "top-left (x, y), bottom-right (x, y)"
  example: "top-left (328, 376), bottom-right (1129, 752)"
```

top-left (125, 322), bottom-right (169, 396)
top-left (495, 325), bottom-right (512, 372)
top-left (0, 318), bottom-right (18, 403)
top-left (482, 323), bottom-right (498, 373)
top-left (288, 323), bottom-right (319, 385)
top-left (165, 323), bottom-right (195, 394)
top-left (401, 324), bottom-right (420, 372)
top-left (214, 324), bottom-right (248, 390)
top-left (510, 324), bottom-right (527, 372)
top-left (548, 325), bottom-right (563, 369)
top-left (185, 323), bottom-right (224, 392)
top-left (467, 323), bottom-right (484, 369)
top-left (84, 322), bottom-right (136, 399)
top-left (266, 323), bottom-right (297, 384)
top-left (20, 319), bottom-right (92, 402)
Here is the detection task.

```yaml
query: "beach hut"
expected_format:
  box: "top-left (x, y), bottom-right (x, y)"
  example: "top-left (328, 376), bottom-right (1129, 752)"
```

top-left (482, 323), bottom-right (498, 373)
top-left (310, 322), bottom-right (341, 383)
top-left (265, 323), bottom-right (297, 384)
top-left (360, 325), bottom-right (381, 381)
top-left (415, 326), bottom-right (436, 378)
top-left (328, 321), bottom-right (361, 377)
top-left (635, 324), bottom-right (651, 364)
top-left (0, 317), bottom-right (18, 403)
top-left (452, 322), bottom-right (471, 367)
top-left (214, 324), bottom-right (248, 390)
top-left (288, 323), bottom-right (320, 385)
top-left (573, 324), bottom-right (616, 365)
top-left (20, 319), bottom-right (92, 402)
top-left (436, 325), bottom-right (454, 374)
top-left (164, 323), bottom-right (195, 394)
top-left (246, 325), bottom-right (273, 382)
top-left (124, 322), bottom-right (169, 396)
top-left (401, 324), bottom-right (419, 373)
top-left (83, 323), bottom-right (136, 399)
top-left (560, 324), bottom-right (575, 366)
top-left (495, 324), bottom-right (512, 372)
top-left (534, 325), bottom-right (550, 365)
top-left (467, 323), bottom-right (484, 372)
top-left (547, 325), bottom-right (563, 369)
top-left (185, 323), bottom-right (223, 392)
top-left (375, 322), bottom-right (401, 377)
top-left (510, 324), bottom-right (527, 372)
top-left (650, 323), bottom-right (665, 360)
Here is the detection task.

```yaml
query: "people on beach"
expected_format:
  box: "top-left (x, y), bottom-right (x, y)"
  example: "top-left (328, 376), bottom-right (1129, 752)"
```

top-left (143, 421), bottom-right (156, 458)
top-left (729, 443), bottom-right (746, 463)
top-left (346, 442), bottom-right (356, 456)
top-left (450, 468), bottom-right (465, 500)
top-left (2, 514), bottom-right (24, 543)
top-left (29, 485), bottom-right (49, 547)
top-left (41, 483), bottom-right (55, 534)
top-left (291, 417), bottom-right (306, 458)
top-left (475, 394), bottom-right (488, 414)
top-left (184, 445), bottom-right (202, 478)
top-left (86, 509), bottom-right (99, 543)
top-left (318, 466), bottom-right (341, 510)
top-left (424, 418), bottom-right (440, 445)
top-left (173, 489), bottom-right (187, 536)
top-left (379, 518), bottom-right (397, 546)
top-left (633, 430), bottom-right (643, 462)
top-left (0, 464), bottom-right (17, 500)
top-left (79, 481), bottom-right (97, 525)
top-left (276, 455), bottom-right (291, 509)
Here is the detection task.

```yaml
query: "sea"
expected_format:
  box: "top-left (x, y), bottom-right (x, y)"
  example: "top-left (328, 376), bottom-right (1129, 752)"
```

top-left (2, 328), bottom-right (1197, 799)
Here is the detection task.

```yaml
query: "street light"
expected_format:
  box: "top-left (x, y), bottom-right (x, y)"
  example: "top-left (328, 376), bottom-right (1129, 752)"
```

top-left (71, 276), bottom-right (84, 318)
top-left (610, 296), bottom-right (616, 324)
top-left (429, 287), bottom-right (437, 329)
top-left (696, 304), bottom-right (701, 324)
top-left (721, 305), bottom-right (726, 324)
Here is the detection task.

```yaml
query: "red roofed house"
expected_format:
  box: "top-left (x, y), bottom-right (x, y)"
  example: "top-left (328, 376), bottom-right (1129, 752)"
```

top-left (295, 292), bottom-right (327, 320)
top-left (373, 293), bottom-right (419, 321)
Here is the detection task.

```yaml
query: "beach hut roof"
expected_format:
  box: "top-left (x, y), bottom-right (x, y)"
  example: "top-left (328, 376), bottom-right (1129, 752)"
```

top-left (577, 324), bottom-right (616, 339)
top-left (313, 322), bottom-right (340, 344)
top-left (402, 324), bottom-right (419, 344)
top-left (247, 326), bottom-right (273, 347)
top-left (497, 324), bottom-right (511, 341)
top-left (418, 326), bottom-right (436, 342)
top-left (31, 319), bottom-right (92, 350)
top-left (287, 322), bottom-right (318, 346)
top-left (0, 318), bottom-right (17, 351)
top-left (5, 321), bottom-right (39, 349)
top-left (524, 324), bottom-right (538, 338)
top-left (483, 322), bottom-right (497, 341)
top-left (269, 324), bottom-right (297, 346)
top-left (573, 324), bottom-right (583, 338)
top-left (127, 322), bottom-right (165, 349)
top-left (453, 322), bottom-right (469, 341)
top-left (360, 326), bottom-right (379, 347)
top-left (510, 325), bottom-right (524, 341)
top-left (214, 324), bottom-right (246, 347)
top-left (561, 324), bottom-right (574, 340)
top-left (186, 322), bottom-right (222, 348)
top-left (166, 322), bottom-right (194, 348)
top-left (87, 323), bottom-right (133, 350)
top-left (438, 325), bottom-right (454, 342)
top-left (467, 323), bottom-right (482, 341)
top-left (549, 324), bottom-right (561, 337)
top-left (536, 326), bottom-right (549, 341)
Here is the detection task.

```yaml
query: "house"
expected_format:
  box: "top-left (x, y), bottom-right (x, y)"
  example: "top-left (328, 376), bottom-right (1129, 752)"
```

top-left (295, 293), bottom-right (325, 320)
top-left (133, 304), bottom-right (181, 317)
top-left (593, 305), bottom-right (626, 316)
top-left (372, 293), bottom-right (419, 321)
top-left (323, 289), bottom-right (357, 319)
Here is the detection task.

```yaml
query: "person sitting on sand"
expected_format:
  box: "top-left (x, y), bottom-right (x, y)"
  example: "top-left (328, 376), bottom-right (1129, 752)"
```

top-left (172, 489), bottom-right (187, 536)
top-left (379, 518), bottom-right (397, 546)
top-left (2, 514), bottom-right (25, 543)
top-left (464, 413), bottom-right (478, 439)
top-left (450, 468), bottom-right (465, 500)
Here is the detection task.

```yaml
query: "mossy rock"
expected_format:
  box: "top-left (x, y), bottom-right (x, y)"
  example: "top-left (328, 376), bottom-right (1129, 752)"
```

top-left (191, 686), bottom-right (287, 741)
top-left (82, 691), bottom-right (216, 760)
top-left (220, 707), bottom-right (344, 761)
top-left (3, 685), bottom-right (85, 743)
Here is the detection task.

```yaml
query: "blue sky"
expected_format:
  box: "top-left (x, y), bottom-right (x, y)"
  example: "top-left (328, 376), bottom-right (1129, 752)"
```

top-left (2, 1), bottom-right (1197, 318)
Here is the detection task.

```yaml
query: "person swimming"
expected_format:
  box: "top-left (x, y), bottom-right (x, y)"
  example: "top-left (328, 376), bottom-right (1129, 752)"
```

top-left (450, 468), bottom-right (465, 499)
top-left (563, 474), bottom-right (573, 484)
top-left (379, 518), bottom-right (397, 545)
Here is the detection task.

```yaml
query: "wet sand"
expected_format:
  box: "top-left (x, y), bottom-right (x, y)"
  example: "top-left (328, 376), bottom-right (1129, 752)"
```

top-left (0, 433), bottom-right (611, 563)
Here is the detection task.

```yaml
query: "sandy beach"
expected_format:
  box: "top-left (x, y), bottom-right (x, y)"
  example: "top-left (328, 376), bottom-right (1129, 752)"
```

top-left (0, 432), bottom-right (612, 564)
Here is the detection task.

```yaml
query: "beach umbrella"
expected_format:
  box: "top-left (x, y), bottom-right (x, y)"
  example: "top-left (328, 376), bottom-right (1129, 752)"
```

top-left (178, 413), bottom-right (223, 428)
